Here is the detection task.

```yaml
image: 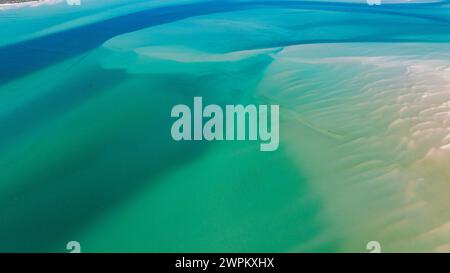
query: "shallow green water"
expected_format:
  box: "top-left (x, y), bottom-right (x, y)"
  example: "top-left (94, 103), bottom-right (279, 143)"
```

top-left (2, 0), bottom-right (450, 252)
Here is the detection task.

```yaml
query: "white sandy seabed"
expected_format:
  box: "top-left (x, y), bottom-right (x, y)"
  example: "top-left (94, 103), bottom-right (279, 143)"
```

top-left (256, 43), bottom-right (450, 252)
top-left (0, 0), bottom-right (63, 10)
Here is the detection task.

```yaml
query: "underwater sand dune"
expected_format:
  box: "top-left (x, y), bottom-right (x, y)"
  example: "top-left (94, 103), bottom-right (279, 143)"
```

top-left (257, 43), bottom-right (450, 251)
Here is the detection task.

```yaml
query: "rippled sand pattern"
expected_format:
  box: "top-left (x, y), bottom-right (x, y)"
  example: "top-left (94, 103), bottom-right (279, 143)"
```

top-left (259, 44), bottom-right (450, 251)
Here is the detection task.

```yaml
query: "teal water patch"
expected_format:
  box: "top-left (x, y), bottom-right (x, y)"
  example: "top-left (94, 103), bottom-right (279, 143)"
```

top-left (2, 0), bottom-right (450, 252)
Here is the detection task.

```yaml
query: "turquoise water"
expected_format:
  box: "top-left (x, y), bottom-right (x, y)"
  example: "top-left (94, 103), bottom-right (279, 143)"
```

top-left (2, 0), bottom-right (450, 252)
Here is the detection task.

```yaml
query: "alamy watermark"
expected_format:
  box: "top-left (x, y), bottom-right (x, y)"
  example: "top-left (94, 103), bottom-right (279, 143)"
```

top-left (367, 241), bottom-right (382, 253)
top-left (367, 0), bottom-right (381, 5)
top-left (170, 97), bottom-right (279, 152)
top-left (66, 241), bottom-right (81, 253)
top-left (66, 0), bottom-right (80, 5)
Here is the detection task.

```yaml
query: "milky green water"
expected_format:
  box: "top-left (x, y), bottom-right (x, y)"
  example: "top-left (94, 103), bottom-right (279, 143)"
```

top-left (2, 0), bottom-right (450, 252)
